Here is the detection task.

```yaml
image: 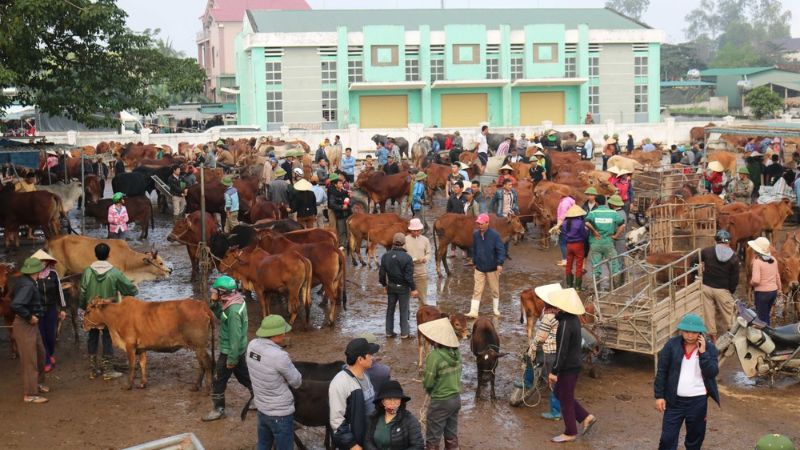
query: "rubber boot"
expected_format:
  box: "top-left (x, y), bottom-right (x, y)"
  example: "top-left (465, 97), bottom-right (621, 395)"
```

top-left (202, 397), bottom-right (226, 422)
top-left (574, 277), bottom-right (583, 292)
top-left (425, 442), bottom-right (441, 450)
top-left (466, 300), bottom-right (480, 318)
top-left (102, 357), bottom-right (122, 380)
top-left (565, 274), bottom-right (574, 288)
top-left (492, 298), bottom-right (501, 317)
top-left (88, 355), bottom-right (101, 380)
top-left (444, 437), bottom-right (460, 449)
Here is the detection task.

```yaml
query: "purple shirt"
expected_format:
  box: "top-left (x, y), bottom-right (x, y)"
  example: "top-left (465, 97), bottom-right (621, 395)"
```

top-left (561, 217), bottom-right (588, 243)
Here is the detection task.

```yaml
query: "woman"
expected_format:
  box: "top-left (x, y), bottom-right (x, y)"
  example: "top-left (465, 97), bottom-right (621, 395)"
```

top-left (10, 257), bottom-right (48, 403)
top-left (364, 380), bottom-right (424, 450)
top-left (419, 318), bottom-right (462, 450)
top-left (748, 237), bottom-right (781, 325)
top-left (495, 164), bottom-right (517, 187)
top-left (544, 287), bottom-right (597, 443)
top-left (704, 161), bottom-right (726, 195)
top-left (31, 250), bottom-right (66, 373)
top-left (552, 195), bottom-right (576, 267)
top-left (410, 172), bottom-right (426, 218)
top-left (107, 192), bottom-right (129, 239)
top-left (608, 167), bottom-right (631, 207)
top-left (561, 205), bottom-right (588, 290)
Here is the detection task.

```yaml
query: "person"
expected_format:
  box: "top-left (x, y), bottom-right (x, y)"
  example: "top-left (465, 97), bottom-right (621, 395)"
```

top-left (31, 250), bottom-right (66, 373)
top-left (585, 195), bottom-right (625, 282)
top-left (503, 147), bottom-right (527, 165)
top-left (608, 167), bottom-right (631, 212)
top-left (168, 165), bottom-right (187, 218)
top-left (14, 172), bottom-right (37, 192)
top-left (699, 230), bottom-right (739, 342)
top-left (517, 133), bottom-right (529, 153)
top-left (612, 133), bottom-right (621, 154)
top-left (316, 158), bottom-right (330, 182)
top-left (11, 257), bottom-right (48, 403)
top-left (404, 218), bottom-right (431, 306)
top-left (203, 275), bottom-right (253, 421)
top-left (746, 152), bottom-right (763, 202)
top-left (490, 178), bottom-right (519, 218)
top-left (419, 318), bottom-right (462, 450)
top-left (79, 243), bottom-right (138, 380)
top-left (363, 154), bottom-right (375, 171)
top-left (608, 195), bottom-right (627, 257)
top-left (553, 194), bottom-right (576, 267)
top-left (445, 181), bottom-right (466, 215)
top-left (289, 177), bottom-right (317, 229)
top-left (470, 180), bottom-right (487, 214)
top-left (330, 337), bottom-right (379, 450)
top-left (669, 145), bottom-right (681, 164)
top-left (182, 165), bottom-right (197, 187)
top-left (704, 161), bottom-right (725, 195)
top-left (679, 146), bottom-right (695, 166)
top-left (246, 315), bottom-right (302, 450)
top-left (602, 138), bottom-right (615, 171)
top-left (268, 168), bottom-right (290, 207)
top-left (410, 172), bottom-right (426, 218)
top-left (360, 332), bottom-right (392, 394)
top-left (328, 174), bottom-right (352, 249)
top-left (466, 213), bottom-right (506, 318)
top-left (383, 155), bottom-right (400, 175)
top-left (529, 151), bottom-right (547, 182)
top-left (342, 148), bottom-right (356, 183)
top-left (473, 125), bottom-right (490, 172)
top-left (205, 143), bottom-right (217, 168)
top-left (315, 142), bottom-right (329, 164)
top-left (113, 154), bottom-right (126, 176)
top-left (584, 112), bottom-right (594, 124)
top-left (452, 130), bottom-right (463, 150)
top-left (388, 139), bottom-right (401, 163)
top-left (495, 164), bottom-right (517, 188)
top-left (525, 283), bottom-right (562, 420)
top-left (581, 131), bottom-right (594, 160)
top-left (730, 167), bottom-right (754, 204)
top-left (582, 187), bottom-right (599, 213)
top-left (222, 176), bottom-right (240, 233)
top-left (748, 237), bottom-right (781, 325)
top-left (25, 118), bottom-right (36, 136)
top-left (462, 188), bottom-right (480, 217)
top-left (281, 155), bottom-right (295, 181)
top-left (654, 313), bottom-right (719, 450)
top-left (625, 133), bottom-right (635, 153)
top-left (364, 380), bottom-right (424, 450)
top-left (107, 192), bottom-right (129, 239)
top-left (496, 135), bottom-right (512, 157)
top-left (545, 287), bottom-right (597, 443)
top-left (642, 138), bottom-right (656, 153)
top-left (379, 233), bottom-right (417, 339)
top-left (764, 154), bottom-right (784, 186)
top-left (375, 141), bottom-right (389, 167)
top-left (445, 162), bottom-right (465, 198)
top-left (216, 143), bottom-right (235, 172)
top-left (542, 129), bottom-right (561, 151)
top-left (562, 205), bottom-right (588, 290)
top-left (310, 175), bottom-right (329, 226)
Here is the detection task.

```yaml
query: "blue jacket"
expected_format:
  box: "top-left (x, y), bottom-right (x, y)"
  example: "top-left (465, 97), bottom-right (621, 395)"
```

top-left (490, 189), bottom-right (519, 217)
top-left (471, 228), bottom-right (506, 273)
top-left (654, 336), bottom-right (720, 407)
top-left (376, 147), bottom-right (389, 166)
top-left (342, 156), bottom-right (356, 175)
top-left (411, 181), bottom-right (425, 212)
top-left (224, 187), bottom-right (239, 212)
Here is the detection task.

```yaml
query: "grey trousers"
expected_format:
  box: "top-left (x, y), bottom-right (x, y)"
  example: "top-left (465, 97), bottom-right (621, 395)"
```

top-left (426, 395), bottom-right (461, 444)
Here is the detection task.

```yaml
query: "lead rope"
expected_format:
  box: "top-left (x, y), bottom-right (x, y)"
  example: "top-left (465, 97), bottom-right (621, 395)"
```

top-left (419, 393), bottom-right (430, 437)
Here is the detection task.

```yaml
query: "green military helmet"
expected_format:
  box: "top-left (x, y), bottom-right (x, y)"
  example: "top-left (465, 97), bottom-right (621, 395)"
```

top-left (212, 275), bottom-right (237, 292)
top-left (737, 166), bottom-right (750, 175)
top-left (112, 192), bottom-right (125, 203)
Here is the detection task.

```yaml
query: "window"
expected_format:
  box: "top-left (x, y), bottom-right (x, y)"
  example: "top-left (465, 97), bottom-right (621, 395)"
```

top-left (452, 44), bottom-right (479, 64)
top-left (430, 59), bottom-right (444, 82)
top-left (588, 56), bottom-right (600, 78)
top-left (589, 85), bottom-right (599, 114)
top-left (635, 85), bottom-right (648, 113)
top-left (265, 61), bottom-right (282, 85)
top-left (510, 57), bottom-right (523, 81)
top-left (635, 56), bottom-right (648, 77)
top-left (322, 90), bottom-right (337, 122)
top-left (266, 91), bottom-right (283, 123)
top-left (348, 60), bottom-right (363, 83)
top-left (565, 55), bottom-right (577, 78)
top-left (218, 76), bottom-right (237, 103)
top-left (486, 57), bottom-right (499, 80)
top-left (321, 61), bottom-right (337, 84)
top-left (371, 45), bottom-right (399, 67)
top-left (405, 59), bottom-right (420, 81)
top-left (533, 43), bottom-right (558, 63)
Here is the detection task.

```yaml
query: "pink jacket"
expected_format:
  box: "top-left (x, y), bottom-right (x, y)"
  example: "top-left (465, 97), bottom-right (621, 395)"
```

top-left (751, 257), bottom-right (781, 293)
top-left (108, 205), bottom-right (129, 233)
top-left (557, 196), bottom-right (576, 222)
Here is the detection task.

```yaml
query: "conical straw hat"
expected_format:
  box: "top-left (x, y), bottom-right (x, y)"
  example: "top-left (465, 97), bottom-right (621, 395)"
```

top-left (418, 318), bottom-right (459, 348)
top-left (541, 288), bottom-right (585, 315)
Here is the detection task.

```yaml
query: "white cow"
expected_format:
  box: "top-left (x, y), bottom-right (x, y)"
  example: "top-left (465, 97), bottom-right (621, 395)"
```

top-left (37, 181), bottom-right (84, 213)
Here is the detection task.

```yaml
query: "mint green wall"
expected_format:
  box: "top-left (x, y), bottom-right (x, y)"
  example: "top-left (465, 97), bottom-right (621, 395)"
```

top-left (251, 49), bottom-right (267, 129)
top-left (430, 88), bottom-right (502, 127)
top-left (419, 25), bottom-right (432, 125)
top-left (510, 86), bottom-right (580, 125)
top-left (336, 26), bottom-right (350, 127)
top-left (648, 43), bottom-right (661, 123)
top-left (234, 33), bottom-right (252, 125)
top-left (577, 25), bottom-right (589, 119)
top-left (348, 90), bottom-right (422, 126)
top-left (364, 26), bottom-right (406, 82)
top-left (444, 25), bottom-right (486, 80)
top-left (500, 25), bottom-right (512, 126)
top-left (525, 24), bottom-right (565, 78)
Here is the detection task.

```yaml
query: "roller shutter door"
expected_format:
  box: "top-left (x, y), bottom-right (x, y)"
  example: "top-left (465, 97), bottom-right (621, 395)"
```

top-left (520, 92), bottom-right (565, 125)
top-left (359, 95), bottom-right (408, 128)
top-left (441, 94), bottom-right (488, 127)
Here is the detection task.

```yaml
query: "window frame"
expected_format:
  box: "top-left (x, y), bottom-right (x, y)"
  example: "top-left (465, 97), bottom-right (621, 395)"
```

top-left (265, 61), bottom-right (282, 85)
top-left (265, 91), bottom-right (283, 124)
top-left (533, 43), bottom-right (559, 63)
top-left (588, 55), bottom-right (600, 78)
top-left (430, 58), bottom-right (445, 82)
top-left (510, 56), bottom-right (524, 81)
top-left (321, 90), bottom-right (337, 122)
top-left (348, 60), bottom-right (363, 83)
top-left (371, 45), bottom-right (399, 67)
top-left (405, 58), bottom-right (420, 82)
top-left (588, 85), bottom-right (600, 115)
top-left (452, 44), bottom-right (480, 65)
top-left (634, 84), bottom-right (648, 113)
top-left (564, 55), bottom-right (577, 78)
top-left (486, 57), bottom-right (499, 80)
top-left (321, 60), bottom-right (337, 84)
top-left (634, 55), bottom-right (649, 77)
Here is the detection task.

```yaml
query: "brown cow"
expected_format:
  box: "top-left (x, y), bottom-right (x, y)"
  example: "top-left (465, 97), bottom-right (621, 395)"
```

top-left (546, 151), bottom-right (580, 177)
top-left (471, 317), bottom-right (506, 400)
top-left (719, 202), bottom-right (750, 216)
top-left (356, 170), bottom-right (411, 213)
top-left (120, 143), bottom-right (157, 168)
top-left (346, 212), bottom-right (407, 266)
top-left (433, 214), bottom-right (525, 276)
top-left (84, 196), bottom-right (154, 239)
top-left (416, 305), bottom-right (469, 369)
top-left (750, 199), bottom-right (794, 242)
top-left (607, 155), bottom-right (643, 173)
top-left (84, 174), bottom-right (103, 204)
top-left (645, 252), bottom-right (696, 287)
top-left (629, 149), bottom-right (662, 167)
top-left (249, 197), bottom-right (285, 222)
top-left (690, 123), bottom-right (715, 143)
top-left (283, 228), bottom-right (338, 248)
top-left (0, 185), bottom-right (63, 248)
top-left (707, 151), bottom-right (737, 174)
top-left (82, 297), bottom-right (213, 390)
top-left (167, 212), bottom-right (218, 281)
top-left (0, 263), bottom-right (18, 358)
top-left (511, 162), bottom-right (533, 181)
top-left (719, 210), bottom-right (765, 255)
top-left (424, 163), bottom-right (451, 203)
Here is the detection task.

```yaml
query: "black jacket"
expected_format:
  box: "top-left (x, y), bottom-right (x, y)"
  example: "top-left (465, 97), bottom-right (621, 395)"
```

top-left (379, 248), bottom-right (415, 293)
top-left (364, 408), bottom-right (424, 450)
top-left (11, 275), bottom-right (44, 321)
top-left (333, 369), bottom-right (368, 450)
top-left (654, 336), bottom-right (720, 407)
top-left (280, 161), bottom-right (293, 180)
top-left (383, 163), bottom-right (400, 175)
top-left (552, 312), bottom-right (582, 376)
top-left (167, 174), bottom-right (183, 196)
top-left (114, 159), bottom-right (126, 175)
top-left (328, 186), bottom-right (352, 220)
top-left (446, 194), bottom-right (466, 214)
top-left (36, 271), bottom-right (64, 310)
top-left (290, 189), bottom-right (317, 218)
top-left (700, 246), bottom-right (739, 293)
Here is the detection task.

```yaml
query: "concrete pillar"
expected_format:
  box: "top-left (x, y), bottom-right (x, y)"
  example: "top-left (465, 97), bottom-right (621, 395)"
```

top-left (723, 115), bottom-right (736, 126)
top-left (348, 124), bottom-right (360, 156)
top-left (664, 117), bottom-right (676, 146)
top-left (408, 123), bottom-right (424, 143)
top-left (140, 128), bottom-right (152, 145)
top-left (66, 131), bottom-right (77, 146)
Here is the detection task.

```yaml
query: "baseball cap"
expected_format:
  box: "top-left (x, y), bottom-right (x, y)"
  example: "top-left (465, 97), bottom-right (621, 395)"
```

top-left (475, 213), bottom-right (490, 224)
top-left (345, 338), bottom-right (379, 358)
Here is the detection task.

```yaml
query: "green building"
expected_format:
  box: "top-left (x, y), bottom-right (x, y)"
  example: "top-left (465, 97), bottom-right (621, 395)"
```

top-left (700, 66), bottom-right (800, 112)
top-left (235, 8), bottom-right (664, 130)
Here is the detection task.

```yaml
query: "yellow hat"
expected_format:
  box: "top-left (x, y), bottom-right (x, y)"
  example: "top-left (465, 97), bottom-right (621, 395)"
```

top-left (707, 161), bottom-right (724, 172)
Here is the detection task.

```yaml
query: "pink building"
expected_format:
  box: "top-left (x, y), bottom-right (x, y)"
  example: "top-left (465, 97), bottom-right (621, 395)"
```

top-left (197, 0), bottom-right (310, 103)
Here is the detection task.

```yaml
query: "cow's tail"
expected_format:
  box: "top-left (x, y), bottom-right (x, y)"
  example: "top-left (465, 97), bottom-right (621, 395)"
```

top-left (337, 248), bottom-right (347, 312)
top-left (301, 256), bottom-right (312, 327)
top-left (519, 293), bottom-right (525, 325)
top-left (345, 216), bottom-right (353, 258)
top-left (149, 198), bottom-right (155, 231)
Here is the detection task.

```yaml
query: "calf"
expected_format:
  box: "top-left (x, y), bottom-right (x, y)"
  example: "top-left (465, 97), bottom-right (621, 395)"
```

top-left (750, 199), bottom-right (793, 242)
top-left (346, 212), bottom-right (407, 266)
top-left (519, 289), bottom-right (546, 342)
top-left (82, 297), bottom-right (213, 390)
top-left (645, 252), bottom-right (697, 287)
top-left (291, 361), bottom-right (344, 450)
top-left (719, 210), bottom-right (765, 255)
top-left (416, 305), bottom-right (469, 369)
top-left (471, 317), bottom-right (505, 400)
top-left (249, 197), bottom-right (285, 222)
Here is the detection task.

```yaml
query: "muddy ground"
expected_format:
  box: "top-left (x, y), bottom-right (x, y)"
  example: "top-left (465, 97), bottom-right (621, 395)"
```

top-left (0, 187), bottom-right (798, 450)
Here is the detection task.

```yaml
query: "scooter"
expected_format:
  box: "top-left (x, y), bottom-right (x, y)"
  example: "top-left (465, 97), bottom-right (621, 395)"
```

top-left (717, 302), bottom-right (800, 384)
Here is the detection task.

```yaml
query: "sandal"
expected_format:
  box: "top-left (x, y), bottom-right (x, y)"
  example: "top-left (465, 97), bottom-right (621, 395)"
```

top-left (38, 385), bottom-right (50, 394)
top-left (551, 434), bottom-right (577, 443)
top-left (24, 396), bottom-right (48, 404)
top-left (582, 415), bottom-right (598, 435)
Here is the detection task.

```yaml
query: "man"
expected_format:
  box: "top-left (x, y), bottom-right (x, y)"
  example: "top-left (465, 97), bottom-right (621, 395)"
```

top-left (496, 135), bottom-right (512, 157)
top-left (280, 155), bottom-right (295, 181)
top-left (267, 168), bottom-right (290, 207)
top-left (328, 175), bottom-right (352, 249)
top-left (247, 315), bottom-right (302, 450)
top-left (466, 213), bottom-right (506, 318)
top-left (222, 176), bottom-right (239, 233)
top-left (316, 158), bottom-right (330, 182)
top-left (445, 162), bottom-right (465, 198)
top-left (329, 337), bottom-right (379, 450)
top-left (379, 233), bottom-right (417, 339)
top-left (530, 151), bottom-right (547, 182)
top-left (471, 180), bottom-right (488, 214)
top-left (730, 167), bottom-right (754, 204)
top-left (382, 155), bottom-right (399, 175)
top-left (490, 178), bottom-right (519, 218)
top-left (746, 153), bottom-right (763, 202)
top-left (167, 165), bottom-right (187, 218)
top-left (404, 218), bottom-right (431, 305)
top-left (582, 187), bottom-right (599, 213)
top-left (446, 181), bottom-right (466, 214)
top-left (203, 275), bottom-right (253, 421)
top-left (11, 257), bottom-right (48, 403)
top-left (503, 147), bottom-right (527, 165)
top-left (452, 130), bottom-right (463, 149)
top-left (315, 142), bottom-right (329, 164)
top-left (654, 313), bottom-right (719, 450)
top-left (388, 138), bottom-right (401, 163)
top-left (642, 138), bottom-right (656, 153)
top-left (463, 188), bottom-right (480, 217)
top-left (260, 157), bottom-right (275, 191)
top-left (79, 243), bottom-right (138, 380)
top-left (375, 141), bottom-right (389, 167)
top-left (216, 142), bottom-right (235, 172)
top-left (363, 154), bottom-right (374, 171)
top-left (341, 147), bottom-right (356, 183)
top-left (359, 332), bottom-right (391, 394)
top-left (581, 131), bottom-right (594, 160)
top-left (764, 154), bottom-right (783, 186)
top-left (542, 129), bottom-right (561, 151)
top-left (679, 146), bottom-right (695, 166)
top-left (608, 195), bottom-right (627, 257)
top-left (585, 195), bottom-right (625, 283)
top-left (113, 154), bottom-right (126, 175)
top-left (473, 125), bottom-right (490, 172)
top-left (516, 133), bottom-right (529, 153)
top-left (290, 177), bottom-right (317, 229)
top-left (699, 230), bottom-right (739, 342)
top-left (310, 175), bottom-right (328, 226)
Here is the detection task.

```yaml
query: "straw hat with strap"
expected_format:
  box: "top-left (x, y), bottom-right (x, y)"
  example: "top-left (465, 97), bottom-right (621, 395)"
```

top-left (418, 318), bottom-right (459, 347)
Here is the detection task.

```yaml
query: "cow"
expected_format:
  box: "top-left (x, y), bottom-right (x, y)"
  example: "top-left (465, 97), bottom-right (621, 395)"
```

top-left (707, 151), bottom-right (737, 174)
top-left (629, 149), bottom-right (662, 167)
top-left (46, 235), bottom-right (171, 284)
top-left (519, 289), bottom-right (546, 342)
top-left (645, 252), bottom-right (697, 287)
top-left (120, 143), bottom-right (158, 168)
top-left (607, 155), bottom-right (643, 173)
top-left (346, 212), bottom-right (409, 267)
top-left (719, 202), bottom-right (750, 216)
top-left (546, 151), bottom-right (581, 178)
top-left (112, 171), bottom-right (154, 198)
top-left (249, 197), bottom-right (285, 222)
top-left (411, 137), bottom-right (431, 168)
top-left (37, 181), bottom-right (84, 213)
top-left (283, 228), bottom-right (339, 248)
top-left (718, 210), bottom-right (765, 255)
top-left (471, 317), bottom-right (506, 400)
top-left (433, 214), bottom-right (525, 276)
top-left (423, 163), bottom-right (452, 203)
top-left (82, 297), bottom-right (213, 390)
top-left (291, 361), bottom-right (345, 450)
top-left (355, 170), bottom-right (411, 213)
top-left (219, 243), bottom-right (312, 325)
top-left (167, 212), bottom-right (218, 281)
top-left (372, 134), bottom-right (410, 160)
top-left (83, 196), bottom-right (154, 239)
top-left (416, 305), bottom-right (469, 369)
top-left (0, 263), bottom-right (18, 358)
top-left (0, 185), bottom-right (64, 248)
top-left (750, 199), bottom-right (794, 242)
top-left (84, 174), bottom-right (103, 204)
top-left (690, 123), bottom-right (715, 143)
top-left (253, 218), bottom-right (304, 233)
top-left (185, 180), bottom-right (230, 226)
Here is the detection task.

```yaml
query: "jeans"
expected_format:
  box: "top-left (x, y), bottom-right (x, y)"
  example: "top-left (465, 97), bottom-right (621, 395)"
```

top-left (523, 353), bottom-right (561, 416)
top-left (754, 290), bottom-right (777, 325)
top-left (386, 291), bottom-right (410, 337)
top-left (658, 395), bottom-right (708, 450)
top-left (257, 411), bottom-right (294, 450)
top-left (554, 371), bottom-right (590, 436)
top-left (87, 327), bottom-right (114, 357)
top-left (559, 234), bottom-right (567, 260)
top-left (38, 307), bottom-right (59, 363)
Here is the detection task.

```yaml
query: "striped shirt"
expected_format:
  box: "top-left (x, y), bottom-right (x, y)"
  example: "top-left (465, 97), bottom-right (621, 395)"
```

top-left (533, 311), bottom-right (558, 354)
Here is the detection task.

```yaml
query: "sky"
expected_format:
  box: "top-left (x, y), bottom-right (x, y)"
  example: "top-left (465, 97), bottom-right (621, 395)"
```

top-left (117, 0), bottom-right (800, 58)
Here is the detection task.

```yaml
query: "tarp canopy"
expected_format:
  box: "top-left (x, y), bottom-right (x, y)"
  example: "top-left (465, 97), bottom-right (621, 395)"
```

top-left (705, 124), bottom-right (800, 139)
top-left (1, 104), bottom-right (36, 120)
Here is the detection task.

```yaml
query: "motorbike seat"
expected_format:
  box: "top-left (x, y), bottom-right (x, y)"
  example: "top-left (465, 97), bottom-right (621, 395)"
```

top-left (766, 323), bottom-right (800, 347)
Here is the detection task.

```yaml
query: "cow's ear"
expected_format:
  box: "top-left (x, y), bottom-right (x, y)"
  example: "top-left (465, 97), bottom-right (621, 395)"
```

top-left (142, 257), bottom-right (151, 264)
top-left (498, 352), bottom-right (510, 358)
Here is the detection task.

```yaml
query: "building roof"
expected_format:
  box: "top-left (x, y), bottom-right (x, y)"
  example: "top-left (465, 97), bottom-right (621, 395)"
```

top-left (699, 67), bottom-right (776, 77)
top-left (206, 0), bottom-right (309, 23)
top-left (660, 80), bottom-right (715, 87)
top-left (772, 37), bottom-right (800, 52)
top-left (246, 8), bottom-right (652, 33)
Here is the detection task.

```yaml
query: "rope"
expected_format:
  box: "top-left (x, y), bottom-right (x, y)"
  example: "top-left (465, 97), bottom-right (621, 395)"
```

top-left (418, 394), bottom-right (431, 437)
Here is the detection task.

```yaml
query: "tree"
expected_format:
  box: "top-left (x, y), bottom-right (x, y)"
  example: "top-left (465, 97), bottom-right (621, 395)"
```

top-left (710, 42), bottom-right (765, 68)
top-left (0, 0), bottom-right (205, 127)
top-left (605, 0), bottom-right (650, 20)
top-left (745, 86), bottom-right (783, 119)
top-left (660, 43), bottom-right (708, 80)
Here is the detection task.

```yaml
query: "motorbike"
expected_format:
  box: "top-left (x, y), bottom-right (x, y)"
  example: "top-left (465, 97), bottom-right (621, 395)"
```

top-left (717, 302), bottom-right (800, 384)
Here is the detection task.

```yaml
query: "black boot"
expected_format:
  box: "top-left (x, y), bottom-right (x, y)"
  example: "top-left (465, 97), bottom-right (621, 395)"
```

top-left (202, 396), bottom-right (226, 421)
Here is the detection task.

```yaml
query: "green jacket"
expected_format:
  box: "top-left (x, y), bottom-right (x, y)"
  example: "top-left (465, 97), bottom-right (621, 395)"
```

top-left (423, 347), bottom-right (462, 400)
top-left (211, 299), bottom-right (248, 365)
top-left (79, 261), bottom-right (138, 309)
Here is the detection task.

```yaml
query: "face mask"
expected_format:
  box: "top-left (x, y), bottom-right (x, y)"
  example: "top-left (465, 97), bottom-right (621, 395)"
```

top-left (384, 405), bottom-right (398, 415)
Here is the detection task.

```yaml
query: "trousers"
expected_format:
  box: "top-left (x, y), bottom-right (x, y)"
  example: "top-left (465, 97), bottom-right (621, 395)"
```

top-left (257, 412), bottom-right (294, 450)
top-left (658, 395), bottom-right (708, 450)
top-left (87, 327), bottom-right (114, 357)
top-left (14, 317), bottom-right (45, 396)
top-left (701, 285), bottom-right (735, 336)
top-left (335, 218), bottom-right (348, 249)
top-left (559, 234), bottom-right (567, 260)
top-left (38, 307), bottom-right (58, 363)
top-left (426, 395), bottom-right (461, 445)
top-left (589, 238), bottom-right (619, 278)
top-left (211, 353), bottom-right (253, 408)
top-left (565, 242), bottom-right (585, 278)
top-left (472, 269), bottom-right (500, 302)
top-left (223, 212), bottom-right (240, 233)
top-left (297, 216), bottom-right (316, 229)
top-left (172, 195), bottom-right (186, 217)
top-left (386, 291), bottom-right (410, 337)
top-left (754, 290), bottom-right (777, 325)
top-left (554, 371), bottom-right (590, 436)
top-left (414, 274), bottom-right (429, 305)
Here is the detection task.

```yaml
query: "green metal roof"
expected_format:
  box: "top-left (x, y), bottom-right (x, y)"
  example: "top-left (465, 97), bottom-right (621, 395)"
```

top-left (200, 103), bottom-right (237, 115)
top-left (660, 80), bottom-right (715, 87)
top-left (699, 67), bottom-right (775, 77)
top-left (246, 8), bottom-right (651, 33)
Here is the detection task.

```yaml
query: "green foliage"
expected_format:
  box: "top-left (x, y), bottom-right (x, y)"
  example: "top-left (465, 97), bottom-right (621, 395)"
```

top-left (710, 42), bottom-right (765, 68)
top-left (605, 0), bottom-right (650, 20)
top-left (0, 0), bottom-right (205, 127)
top-left (745, 86), bottom-right (783, 119)
top-left (660, 43), bottom-right (708, 80)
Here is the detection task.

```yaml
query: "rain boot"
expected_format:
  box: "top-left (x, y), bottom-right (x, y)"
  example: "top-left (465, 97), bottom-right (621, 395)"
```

top-left (88, 355), bottom-right (101, 380)
top-left (492, 298), bottom-right (501, 317)
top-left (202, 396), bottom-right (226, 422)
top-left (565, 274), bottom-right (574, 288)
top-left (444, 437), bottom-right (460, 449)
top-left (466, 300), bottom-right (480, 318)
top-left (574, 277), bottom-right (583, 292)
top-left (425, 442), bottom-right (441, 450)
top-left (102, 357), bottom-right (122, 380)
